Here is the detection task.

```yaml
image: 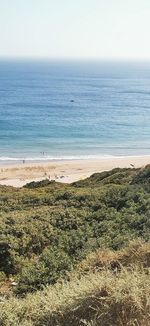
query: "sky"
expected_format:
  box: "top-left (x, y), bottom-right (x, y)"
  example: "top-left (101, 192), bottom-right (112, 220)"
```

top-left (0, 0), bottom-right (150, 60)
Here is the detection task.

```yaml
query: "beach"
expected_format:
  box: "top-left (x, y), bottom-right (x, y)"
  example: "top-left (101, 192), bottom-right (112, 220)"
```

top-left (0, 156), bottom-right (149, 187)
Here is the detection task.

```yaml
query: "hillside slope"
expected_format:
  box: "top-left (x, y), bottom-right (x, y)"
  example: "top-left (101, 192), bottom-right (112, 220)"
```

top-left (0, 241), bottom-right (150, 326)
top-left (0, 165), bottom-right (150, 296)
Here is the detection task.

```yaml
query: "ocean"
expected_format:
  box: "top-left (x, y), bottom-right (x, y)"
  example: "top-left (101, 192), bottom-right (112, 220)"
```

top-left (0, 60), bottom-right (150, 164)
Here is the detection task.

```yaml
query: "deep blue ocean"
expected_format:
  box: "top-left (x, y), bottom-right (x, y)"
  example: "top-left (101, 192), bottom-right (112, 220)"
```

top-left (0, 60), bottom-right (150, 163)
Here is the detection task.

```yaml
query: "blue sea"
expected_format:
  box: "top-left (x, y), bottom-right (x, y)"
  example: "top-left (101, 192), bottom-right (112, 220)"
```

top-left (0, 60), bottom-right (150, 164)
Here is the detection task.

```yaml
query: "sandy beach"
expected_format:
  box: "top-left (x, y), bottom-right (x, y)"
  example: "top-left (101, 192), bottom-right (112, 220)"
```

top-left (0, 156), bottom-right (149, 187)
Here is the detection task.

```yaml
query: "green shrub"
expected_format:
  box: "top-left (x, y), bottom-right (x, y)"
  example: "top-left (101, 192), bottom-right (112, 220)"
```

top-left (0, 166), bottom-right (150, 295)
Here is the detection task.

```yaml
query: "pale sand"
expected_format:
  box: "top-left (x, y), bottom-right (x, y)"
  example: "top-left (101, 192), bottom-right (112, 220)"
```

top-left (0, 156), bottom-right (149, 188)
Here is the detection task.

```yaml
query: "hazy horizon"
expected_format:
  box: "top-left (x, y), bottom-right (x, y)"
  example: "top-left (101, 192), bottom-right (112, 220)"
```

top-left (1, 57), bottom-right (150, 63)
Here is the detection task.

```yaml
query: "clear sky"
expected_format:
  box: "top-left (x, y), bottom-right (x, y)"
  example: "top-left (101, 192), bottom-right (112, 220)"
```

top-left (0, 0), bottom-right (150, 60)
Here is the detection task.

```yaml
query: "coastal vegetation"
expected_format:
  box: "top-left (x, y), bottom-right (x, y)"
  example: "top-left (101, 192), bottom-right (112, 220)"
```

top-left (0, 165), bottom-right (150, 325)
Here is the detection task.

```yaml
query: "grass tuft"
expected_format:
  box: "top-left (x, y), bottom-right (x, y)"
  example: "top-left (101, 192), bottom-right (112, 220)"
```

top-left (0, 242), bottom-right (149, 326)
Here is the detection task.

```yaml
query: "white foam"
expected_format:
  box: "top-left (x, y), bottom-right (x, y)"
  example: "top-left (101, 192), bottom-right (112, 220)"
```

top-left (0, 154), bottom-right (150, 163)
top-left (0, 154), bottom-right (114, 162)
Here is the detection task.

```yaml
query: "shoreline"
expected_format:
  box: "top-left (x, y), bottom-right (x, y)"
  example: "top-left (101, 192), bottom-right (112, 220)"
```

top-left (0, 155), bottom-right (149, 188)
top-left (1, 153), bottom-right (150, 164)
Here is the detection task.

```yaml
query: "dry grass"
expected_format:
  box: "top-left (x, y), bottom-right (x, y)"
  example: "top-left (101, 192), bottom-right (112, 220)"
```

top-left (0, 241), bottom-right (149, 326)
top-left (78, 240), bottom-right (150, 274)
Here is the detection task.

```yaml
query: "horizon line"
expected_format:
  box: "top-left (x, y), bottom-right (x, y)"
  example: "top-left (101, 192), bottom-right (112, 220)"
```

top-left (0, 56), bottom-right (150, 63)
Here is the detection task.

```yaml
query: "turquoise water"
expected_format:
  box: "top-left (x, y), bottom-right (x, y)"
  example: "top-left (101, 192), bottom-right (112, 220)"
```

top-left (0, 61), bottom-right (150, 163)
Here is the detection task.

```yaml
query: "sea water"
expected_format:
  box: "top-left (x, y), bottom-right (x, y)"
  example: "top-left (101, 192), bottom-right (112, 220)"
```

top-left (0, 60), bottom-right (150, 163)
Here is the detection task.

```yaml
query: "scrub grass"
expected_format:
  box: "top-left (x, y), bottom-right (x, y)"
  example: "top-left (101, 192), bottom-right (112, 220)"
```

top-left (0, 241), bottom-right (149, 326)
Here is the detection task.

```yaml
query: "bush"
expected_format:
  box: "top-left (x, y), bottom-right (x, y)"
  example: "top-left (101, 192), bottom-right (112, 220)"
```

top-left (15, 248), bottom-right (72, 294)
